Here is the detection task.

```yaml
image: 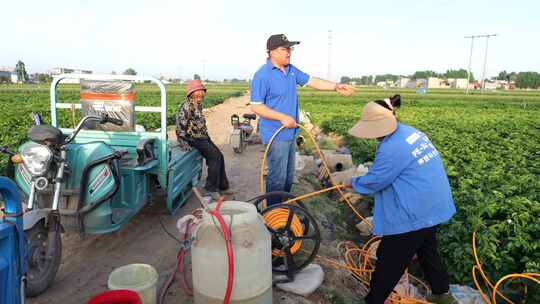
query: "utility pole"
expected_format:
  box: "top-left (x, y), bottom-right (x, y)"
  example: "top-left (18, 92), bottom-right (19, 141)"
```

top-left (465, 36), bottom-right (475, 95)
top-left (464, 34), bottom-right (497, 94)
top-left (327, 30), bottom-right (332, 81)
top-left (481, 34), bottom-right (497, 92)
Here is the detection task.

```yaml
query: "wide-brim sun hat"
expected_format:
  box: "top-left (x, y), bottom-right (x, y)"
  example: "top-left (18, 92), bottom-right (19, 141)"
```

top-left (348, 101), bottom-right (397, 139)
top-left (186, 79), bottom-right (207, 97)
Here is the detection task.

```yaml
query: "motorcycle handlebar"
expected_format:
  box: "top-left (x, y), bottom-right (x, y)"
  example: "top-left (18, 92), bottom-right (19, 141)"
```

top-left (101, 115), bottom-right (124, 126)
top-left (0, 146), bottom-right (16, 157)
top-left (52, 114), bottom-right (124, 146)
top-left (63, 115), bottom-right (103, 145)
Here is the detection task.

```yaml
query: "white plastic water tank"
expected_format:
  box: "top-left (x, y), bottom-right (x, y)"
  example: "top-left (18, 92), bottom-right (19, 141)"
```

top-left (192, 201), bottom-right (272, 304)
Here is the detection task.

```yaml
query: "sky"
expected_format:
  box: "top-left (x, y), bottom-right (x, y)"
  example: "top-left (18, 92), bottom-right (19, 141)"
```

top-left (2, 0), bottom-right (539, 81)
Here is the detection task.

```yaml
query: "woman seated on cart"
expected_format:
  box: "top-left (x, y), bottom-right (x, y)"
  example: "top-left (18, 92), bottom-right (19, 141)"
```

top-left (175, 80), bottom-right (231, 197)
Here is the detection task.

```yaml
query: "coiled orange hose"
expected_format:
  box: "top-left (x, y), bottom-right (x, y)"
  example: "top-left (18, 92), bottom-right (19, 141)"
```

top-left (263, 208), bottom-right (304, 256)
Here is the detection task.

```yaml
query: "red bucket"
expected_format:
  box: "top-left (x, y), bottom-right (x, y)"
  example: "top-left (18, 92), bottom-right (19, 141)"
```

top-left (87, 290), bottom-right (142, 304)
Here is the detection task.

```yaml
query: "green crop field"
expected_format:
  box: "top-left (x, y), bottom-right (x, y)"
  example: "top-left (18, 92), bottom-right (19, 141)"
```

top-left (298, 87), bottom-right (540, 300)
top-left (0, 83), bottom-right (538, 299)
top-left (0, 83), bottom-right (246, 175)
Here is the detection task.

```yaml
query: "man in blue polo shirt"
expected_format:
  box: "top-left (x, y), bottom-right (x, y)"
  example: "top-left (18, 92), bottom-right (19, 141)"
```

top-left (250, 34), bottom-right (355, 204)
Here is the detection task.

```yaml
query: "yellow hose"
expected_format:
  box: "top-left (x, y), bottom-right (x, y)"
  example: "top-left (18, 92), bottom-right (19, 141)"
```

top-left (492, 274), bottom-right (539, 304)
top-left (472, 230), bottom-right (540, 303)
top-left (263, 208), bottom-right (303, 256)
top-left (259, 125), bottom-right (370, 225)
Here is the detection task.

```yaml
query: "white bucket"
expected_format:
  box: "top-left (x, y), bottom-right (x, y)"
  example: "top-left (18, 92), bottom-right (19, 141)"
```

top-left (107, 263), bottom-right (158, 304)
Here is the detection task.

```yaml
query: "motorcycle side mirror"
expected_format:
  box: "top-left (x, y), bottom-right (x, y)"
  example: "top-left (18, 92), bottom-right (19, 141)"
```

top-left (32, 112), bottom-right (43, 126)
top-left (0, 146), bottom-right (16, 157)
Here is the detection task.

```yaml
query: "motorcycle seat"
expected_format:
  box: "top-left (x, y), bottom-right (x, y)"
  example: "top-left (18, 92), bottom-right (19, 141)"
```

top-left (243, 113), bottom-right (257, 120)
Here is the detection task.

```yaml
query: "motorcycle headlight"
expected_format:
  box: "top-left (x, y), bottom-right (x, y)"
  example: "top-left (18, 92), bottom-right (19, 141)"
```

top-left (21, 143), bottom-right (53, 176)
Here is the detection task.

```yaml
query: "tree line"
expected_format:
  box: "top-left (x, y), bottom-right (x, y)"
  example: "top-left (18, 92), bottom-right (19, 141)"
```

top-left (341, 69), bottom-right (540, 89)
top-left (340, 69), bottom-right (473, 86)
top-left (497, 70), bottom-right (540, 89)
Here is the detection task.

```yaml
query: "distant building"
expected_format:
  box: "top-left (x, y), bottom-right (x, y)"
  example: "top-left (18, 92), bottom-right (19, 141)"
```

top-left (404, 80), bottom-right (417, 89)
top-left (0, 71), bottom-right (13, 82)
top-left (398, 77), bottom-right (469, 90)
top-left (28, 73), bottom-right (38, 83)
top-left (484, 82), bottom-right (498, 90)
top-left (468, 81), bottom-right (481, 90)
top-left (453, 78), bottom-right (468, 89)
top-left (0, 67), bottom-right (15, 83)
top-left (498, 80), bottom-right (516, 90)
top-left (397, 77), bottom-right (410, 88)
top-left (484, 80), bottom-right (501, 90)
top-left (440, 78), bottom-right (453, 88)
top-left (427, 77), bottom-right (441, 88)
top-left (50, 67), bottom-right (93, 75)
top-left (49, 67), bottom-right (93, 83)
top-left (377, 80), bottom-right (394, 88)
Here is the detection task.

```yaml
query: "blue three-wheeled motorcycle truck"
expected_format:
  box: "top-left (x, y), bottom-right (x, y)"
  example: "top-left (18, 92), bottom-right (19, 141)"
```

top-left (0, 74), bottom-right (202, 297)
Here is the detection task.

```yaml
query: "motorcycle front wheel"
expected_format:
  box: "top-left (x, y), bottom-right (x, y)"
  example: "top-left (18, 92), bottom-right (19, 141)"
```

top-left (231, 129), bottom-right (245, 153)
top-left (25, 220), bottom-right (62, 297)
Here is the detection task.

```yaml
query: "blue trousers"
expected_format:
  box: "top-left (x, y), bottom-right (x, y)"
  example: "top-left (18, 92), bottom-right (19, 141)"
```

top-left (265, 139), bottom-right (296, 206)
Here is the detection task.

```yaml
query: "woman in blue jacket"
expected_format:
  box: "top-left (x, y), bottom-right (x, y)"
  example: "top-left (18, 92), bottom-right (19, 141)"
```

top-left (345, 95), bottom-right (457, 304)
